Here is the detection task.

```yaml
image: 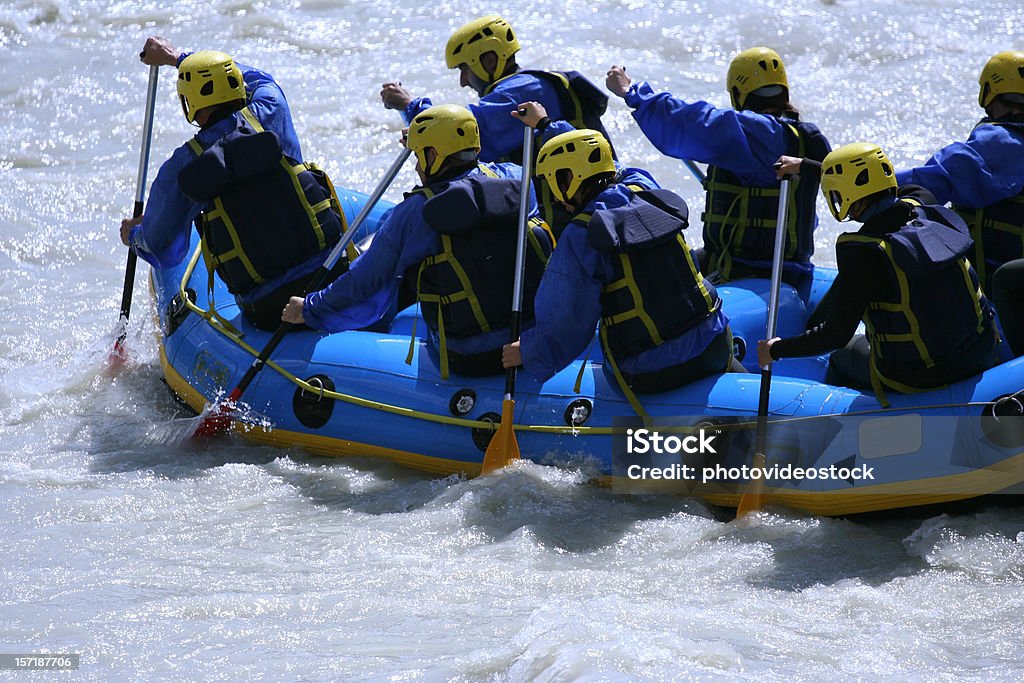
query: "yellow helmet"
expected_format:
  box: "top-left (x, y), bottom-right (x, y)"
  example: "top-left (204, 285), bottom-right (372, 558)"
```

top-left (445, 15), bottom-right (520, 83)
top-left (177, 50), bottom-right (245, 124)
top-left (820, 143), bottom-right (897, 222)
top-left (727, 47), bottom-right (788, 110)
top-left (535, 129), bottom-right (615, 205)
top-left (978, 50), bottom-right (1024, 108)
top-left (406, 104), bottom-right (481, 176)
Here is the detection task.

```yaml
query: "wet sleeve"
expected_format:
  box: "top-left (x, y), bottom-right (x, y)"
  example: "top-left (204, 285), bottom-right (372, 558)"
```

top-left (535, 118), bottom-right (575, 147)
top-left (403, 97), bottom-right (432, 124)
top-left (895, 125), bottom-right (1024, 207)
top-left (519, 229), bottom-right (604, 383)
top-left (303, 201), bottom-right (432, 332)
top-left (238, 62), bottom-right (303, 162)
top-left (470, 75), bottom-right (565, 162)
top-left (769, 247), bottom-right (884, 359)
top-left (623, 81), bottom-right (786, 184)
top-left (130, 145), bottom-right (203, 269)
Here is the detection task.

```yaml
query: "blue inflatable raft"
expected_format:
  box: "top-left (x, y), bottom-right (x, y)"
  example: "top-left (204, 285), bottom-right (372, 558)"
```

top-left (150, 190), bottom-right (1024, 516)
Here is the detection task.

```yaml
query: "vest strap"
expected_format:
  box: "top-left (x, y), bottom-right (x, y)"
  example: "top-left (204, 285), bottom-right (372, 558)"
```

top-left (600, 325), bottom-right (651, 424)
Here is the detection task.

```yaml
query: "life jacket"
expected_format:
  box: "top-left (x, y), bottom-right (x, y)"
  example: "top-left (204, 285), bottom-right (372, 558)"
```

top-left (836, 202), bottom-right (994, 406)
top-left (177, 107), bottom-right (346, 298)
top-left (581, 185), bottom-right (720, 358)
top-left (575, 185), bottom-right (719, 420)
top-left (951, 119), bottom-right (1024, 292)
top-left (408, 165), bottom-right (554, 379)
top-left (700, 116), bottom-right (830, 280)
top-left (486, 69), bottom-right (616, 235)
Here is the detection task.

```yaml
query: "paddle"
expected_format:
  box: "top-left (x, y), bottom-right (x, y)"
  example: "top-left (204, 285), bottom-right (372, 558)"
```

top-left (109, 64), bottom-right (160, 368)
top-left (191, 147), bottom-right (413, 439)
top-left (736, 174), bottom-right (792, 516)
top-left (481, 122), bottom-right (535, 474)
top-left (682, 159), bottom-right (706, 184)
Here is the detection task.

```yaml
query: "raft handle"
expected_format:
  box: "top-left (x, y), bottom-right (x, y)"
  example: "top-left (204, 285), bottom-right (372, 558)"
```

top-left (292, 374), bottom-right (336, 429)
top-left (301, 376), bottom-right (326, 402)
top-left (990, 395), bottom-right (1024, 423)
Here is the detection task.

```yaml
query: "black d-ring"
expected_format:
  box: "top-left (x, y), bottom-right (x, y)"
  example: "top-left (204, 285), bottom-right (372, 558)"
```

top-left (732, 335), bottom-right (746, 362)
top-left (293, 374), bottom-right (335, 429)
top-left (302, 376), bottom-right (326, 402)
top-left (166, 288), bottom-right (197, 336)
top-left (981, 393), bottom-right (1024, 449)
top-left (472, 412), bottom-right (502, 452)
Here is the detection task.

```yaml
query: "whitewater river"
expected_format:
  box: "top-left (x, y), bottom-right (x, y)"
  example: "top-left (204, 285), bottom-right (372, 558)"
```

top-left (2, 0), bottom-right (1024, 679)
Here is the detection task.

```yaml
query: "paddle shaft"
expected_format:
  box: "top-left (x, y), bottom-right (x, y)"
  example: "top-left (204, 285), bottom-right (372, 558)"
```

top-left (480, 124), bottom-right (535, 473)
top-left (223, 148), bottom-right (413, 404)
top-left (503, 126), bottom-right (534, 399)
top-left (754, 176), bottom-right (791, 455)
top-left (683, 159), bottom-right (706, 184)
top-left (114, 64), bottom-right (160, 352)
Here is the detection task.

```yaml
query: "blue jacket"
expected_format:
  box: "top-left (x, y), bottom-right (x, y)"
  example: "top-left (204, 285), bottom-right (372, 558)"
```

top-left (403, 71), bottom-right (566, 163)
top-left (128, 57), bottom-right (315, 304)
top-left (624, 81), bottom-right (804, 186)
top-left (622, 81), bottom-right (828, 277)
top-left (303, 162), bottom-right (536, 356)
top-left (520, 167), bottom-right (729, 384)
top-left (896, 119), bottom-right (1024, 208)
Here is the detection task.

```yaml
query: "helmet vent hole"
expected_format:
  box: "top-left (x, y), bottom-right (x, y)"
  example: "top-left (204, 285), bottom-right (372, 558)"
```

top-left (566, 143), bottom-right (575, 152)
top-left (854, 169), bottom-right (870, 186)
top-left (456, 128), bottom-right (465, 137)
top-left (588, 148), bottom-right (602, 164)
top-left (829, 190), bottom-right (843, 210)
top-left (881, 162), bottom-right (892, 176)
top-left (200, 81), bottom-right (214, 96)
top-left (227, 76), bottom-right (239, 89)
top-left (505, 29), bottom-right (514, 41)
top-left (758, 59), bottom-right (767, 70)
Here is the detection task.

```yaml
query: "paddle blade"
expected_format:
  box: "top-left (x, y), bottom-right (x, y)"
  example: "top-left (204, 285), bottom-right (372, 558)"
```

top-left (105, 346), bottom-right (127, 375)
top-left (736, 451), bottom-right (767, 517)
top-left (481, 398), bottom-right (520, 474)
top-left (190, 388), bottom-right (242, 440)
top-left (191, 408), bottom-right (233, 440)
